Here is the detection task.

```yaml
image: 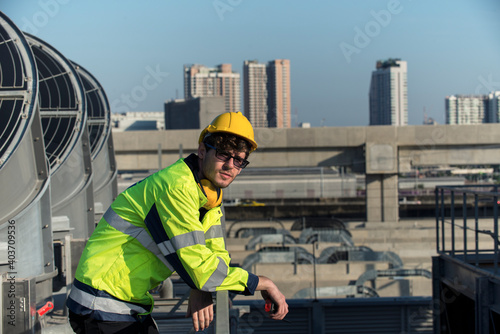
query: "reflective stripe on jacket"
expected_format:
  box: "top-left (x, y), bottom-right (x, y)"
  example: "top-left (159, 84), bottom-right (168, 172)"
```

top-left (67, 155), bottom-right (258, 317)
top-left (67, 279), bottom-right (150, 322)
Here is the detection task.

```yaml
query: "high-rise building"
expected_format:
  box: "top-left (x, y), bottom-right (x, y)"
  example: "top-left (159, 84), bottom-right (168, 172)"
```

top-left (486, 91), bottom-right (500, 123)
top-left (243, 59), bottom-right (291, 128)
top-left (183, 64), bottom-right (240, 113)
top-left (369, 59), bottom-right (408, 126)
top-left (243, 60), bottom-right (268, 127)
top-left (445, 95), bottom-right (488, 125)
top-left (267, 59), bottom-right (291, 128)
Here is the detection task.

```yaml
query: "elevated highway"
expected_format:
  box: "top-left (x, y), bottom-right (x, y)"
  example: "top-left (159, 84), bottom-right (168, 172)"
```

top-left (113, 124), bottom-right (500, 222)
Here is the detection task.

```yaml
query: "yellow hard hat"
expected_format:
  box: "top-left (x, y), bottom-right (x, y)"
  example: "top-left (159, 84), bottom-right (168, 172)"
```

top-left (199, 112), bottom-right (258, 152)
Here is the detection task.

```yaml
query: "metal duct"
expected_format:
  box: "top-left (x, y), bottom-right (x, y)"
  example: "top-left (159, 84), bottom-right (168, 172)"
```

top-left (293, 285), bottom-right (379, 299)
top-left (318, 246), bottom-right (404, 268)
top-left (226, 219), bottom-right (286, 238)
top-left (245, 230), bottom-right (297, 250)
top-left (291, 216), bottom-right (348, 231)
top-left (25, 34), bottom-right (95, 240)
top-left (354, 268), bottom-right (432, 288)
top-left (71, 61), bottom-right (117, 214)
top-left (241, 246), bottom-right (314, 271)
top-left (298, 227), bottom-right (354, 246)
top-left (0, 10), bottom-right (55, 314)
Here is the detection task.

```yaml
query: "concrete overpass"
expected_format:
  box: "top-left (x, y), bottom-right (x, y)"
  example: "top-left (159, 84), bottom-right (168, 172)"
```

top-left (113, 124), bottom-right (500, 222)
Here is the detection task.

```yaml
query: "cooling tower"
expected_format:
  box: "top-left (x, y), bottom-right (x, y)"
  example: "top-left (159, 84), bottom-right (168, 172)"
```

top-left (0, 11), bottom-right (55, 331)
top-left (25, 33), bottom-right (95, 241)
top-left (71, 61), bottom-right (117, 215)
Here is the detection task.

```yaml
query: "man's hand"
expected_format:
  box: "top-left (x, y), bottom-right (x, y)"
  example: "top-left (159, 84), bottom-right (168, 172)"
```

top-left (257, 276), bottom-right (289, 320)
top-left (186, 289), bottom-right (214, 331)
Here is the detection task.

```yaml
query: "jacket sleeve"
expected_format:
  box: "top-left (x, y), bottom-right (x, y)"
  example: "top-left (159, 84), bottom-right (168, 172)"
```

top-left (152, 184), bottom-right (258, 295)
top-left (203, 208), bottom-right (259, 295)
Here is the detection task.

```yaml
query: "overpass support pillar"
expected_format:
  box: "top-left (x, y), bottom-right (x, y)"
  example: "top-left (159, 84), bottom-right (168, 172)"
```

top-left (365, 142), bottom-right (399, 222)
top-left (366, 174), bottom-right (399, 222)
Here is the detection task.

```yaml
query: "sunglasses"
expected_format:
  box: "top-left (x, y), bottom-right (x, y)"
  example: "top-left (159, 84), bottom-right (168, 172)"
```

top-left (204, 143), bottom-right (249, 169)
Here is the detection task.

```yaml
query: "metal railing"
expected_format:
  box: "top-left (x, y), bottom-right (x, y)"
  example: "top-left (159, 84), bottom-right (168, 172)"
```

top-left (215, 290), bottom-right (230, 334)
top-left (435, 184), bottom-right (500, 274)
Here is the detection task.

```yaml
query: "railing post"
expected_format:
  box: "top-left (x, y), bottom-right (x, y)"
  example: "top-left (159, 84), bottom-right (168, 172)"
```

top-left (215, 290), bottom-right (230, 334)
top-left (475, 194), bottom-right (479, 267)
top-left (494, 195), bottom-right (498, 275)
top-left (463, 192), bottom-right (467, 262)
top-left (441, 189), bottom-right (445, 254)
top-left (435, 187), bottom-right (439, 254)
top-left (451, 191), bottom-right (455, 257)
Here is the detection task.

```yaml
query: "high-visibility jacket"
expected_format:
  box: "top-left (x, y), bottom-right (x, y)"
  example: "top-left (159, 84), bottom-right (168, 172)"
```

top-left (67, 154), bottom-right (258, 321)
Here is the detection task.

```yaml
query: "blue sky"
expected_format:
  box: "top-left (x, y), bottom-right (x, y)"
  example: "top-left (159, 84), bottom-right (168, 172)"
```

top-left (3, 0), bottom-right (500, 127)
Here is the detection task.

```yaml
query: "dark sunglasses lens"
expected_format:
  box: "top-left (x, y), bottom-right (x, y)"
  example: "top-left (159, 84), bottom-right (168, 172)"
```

top-left (236, 158), bottom-right (249, 168)
top-left (217, 151), bottom-right (231, 161)
top-left (215, 149), bottom-right (248, 168)
top-left (233, 158), bottom-right (243, 168)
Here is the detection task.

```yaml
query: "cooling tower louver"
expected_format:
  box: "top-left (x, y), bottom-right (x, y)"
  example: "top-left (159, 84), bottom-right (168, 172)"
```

top-left (25, 33), bottom-right (86, 175)
top-left (0, 14), bottom-right (37, 170)
top-left (72, 61), bottom-right (117, 212)
top-left (26, 33), bottom-right (95, 240)
top-left (71, 61), bottom-right (110, 159)
top-left (0, 12), bottom-right (48, 224)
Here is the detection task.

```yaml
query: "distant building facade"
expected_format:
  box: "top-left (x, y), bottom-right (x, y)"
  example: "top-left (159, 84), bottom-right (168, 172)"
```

top-left (445, 92), bottom-right (500, 125)
top-left (445, 95), bottom-right (487, 125)
top-left (267, 59), bottom-right (291, 128)
top-left (111, 112), bottom-right (164, 132)
top-left (243, 59), bottom-right (291, 128)
top-left (487, 91), bottom-right (500, 123)
top-left (243, 60), bottom-right (268, 127)
top-left (164, 97), bottom-right (225, 130)
top-left (369, 59), bottom-right (408, 126)
top-left (183, 64), bottom-right (240, 113)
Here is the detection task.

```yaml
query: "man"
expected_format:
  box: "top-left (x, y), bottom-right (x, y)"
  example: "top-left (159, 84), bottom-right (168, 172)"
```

top-left (67, 112), bottom-right (288, 333)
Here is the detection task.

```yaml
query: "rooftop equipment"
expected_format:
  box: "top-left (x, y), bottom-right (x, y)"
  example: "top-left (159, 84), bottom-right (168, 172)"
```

top-left (71, 61), bottom-right (117, 217)
top-left (0, 11), bottom-right (54, 332)
top-left (25, 33), bottom-right (95, 240)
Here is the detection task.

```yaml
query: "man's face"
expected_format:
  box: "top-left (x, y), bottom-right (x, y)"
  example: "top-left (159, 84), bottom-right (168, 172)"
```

top-left (199, 144), bottom-right (245, 188)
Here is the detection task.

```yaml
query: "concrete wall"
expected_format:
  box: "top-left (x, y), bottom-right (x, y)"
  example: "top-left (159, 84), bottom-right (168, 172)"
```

top-left (113, 124), bottom-right (500, 170)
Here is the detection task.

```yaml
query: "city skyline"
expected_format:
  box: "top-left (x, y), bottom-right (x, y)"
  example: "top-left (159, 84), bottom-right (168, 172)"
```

top-left (3, 0), bottom-right (499, 127)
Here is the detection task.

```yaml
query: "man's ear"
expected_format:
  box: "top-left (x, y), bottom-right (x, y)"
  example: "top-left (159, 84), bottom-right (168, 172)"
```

top-left (198, 142), bottom-right (206, 159)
